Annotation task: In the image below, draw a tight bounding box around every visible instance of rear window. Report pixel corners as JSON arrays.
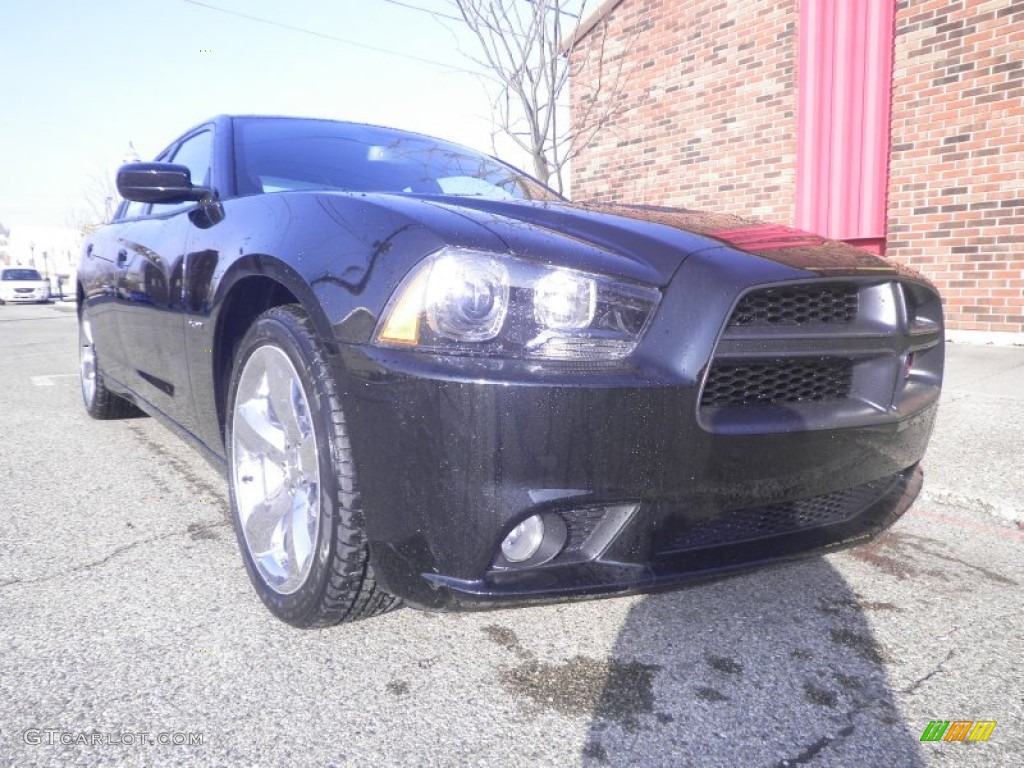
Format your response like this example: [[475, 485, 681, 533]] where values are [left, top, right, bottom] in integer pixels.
[[2, 269, 43, 281]]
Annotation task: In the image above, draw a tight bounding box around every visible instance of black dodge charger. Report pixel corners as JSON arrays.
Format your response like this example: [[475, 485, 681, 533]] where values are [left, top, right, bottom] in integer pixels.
[[77, 115, 944, 627]]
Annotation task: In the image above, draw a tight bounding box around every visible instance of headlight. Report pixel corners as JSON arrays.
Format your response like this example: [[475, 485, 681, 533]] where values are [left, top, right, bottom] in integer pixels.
[[533, 269, 595, 330], [375, 248, 660, 361], [425, 254, 509, 341]]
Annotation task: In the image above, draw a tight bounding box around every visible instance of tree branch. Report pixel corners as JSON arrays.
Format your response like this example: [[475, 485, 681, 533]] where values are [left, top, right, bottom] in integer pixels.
[[453, 0, 633, 192]]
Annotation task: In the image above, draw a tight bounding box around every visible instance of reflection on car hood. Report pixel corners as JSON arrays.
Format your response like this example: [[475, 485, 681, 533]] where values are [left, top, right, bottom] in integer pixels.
[[415, 196, 902, 282]]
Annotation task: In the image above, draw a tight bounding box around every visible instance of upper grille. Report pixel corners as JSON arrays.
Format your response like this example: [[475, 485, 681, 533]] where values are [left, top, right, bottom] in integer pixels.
[[701, 358, 853, 407], [730, 285, 859, 327], [658, 474, 900, 554]]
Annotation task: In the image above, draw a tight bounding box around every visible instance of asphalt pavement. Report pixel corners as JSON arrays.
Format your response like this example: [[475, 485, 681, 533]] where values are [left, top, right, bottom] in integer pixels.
[[0, 301, 1021, 767]]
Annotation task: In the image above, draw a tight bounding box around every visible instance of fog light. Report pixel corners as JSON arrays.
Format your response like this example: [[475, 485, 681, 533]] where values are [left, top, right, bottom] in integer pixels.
[[501, 515, 545, 563]]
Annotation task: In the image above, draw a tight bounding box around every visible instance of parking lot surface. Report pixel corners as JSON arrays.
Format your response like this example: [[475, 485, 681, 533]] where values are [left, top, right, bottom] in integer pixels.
[[1, 302, 1021, 767]]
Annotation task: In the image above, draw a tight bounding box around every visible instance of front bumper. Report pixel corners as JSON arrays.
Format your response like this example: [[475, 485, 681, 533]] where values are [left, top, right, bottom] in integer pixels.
[[335, 264, 943, 610], [428, 464, 922, 604], [337, 354, 936, 609], [2, 289, 49, 303]]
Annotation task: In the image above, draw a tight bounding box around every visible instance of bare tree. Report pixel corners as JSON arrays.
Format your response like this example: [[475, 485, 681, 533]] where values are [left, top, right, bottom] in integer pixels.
[[67, 170, 119, 237], [67, 144, 140, 236], [453, 0, 632, 195]]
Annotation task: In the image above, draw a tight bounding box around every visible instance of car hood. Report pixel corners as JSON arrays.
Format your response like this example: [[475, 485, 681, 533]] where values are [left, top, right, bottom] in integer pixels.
[[412, 196, 902, 285]]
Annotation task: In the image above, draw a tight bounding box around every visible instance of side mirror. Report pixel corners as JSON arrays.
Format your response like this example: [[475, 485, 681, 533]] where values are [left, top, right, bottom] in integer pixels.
[[116, 162, 211, 204]]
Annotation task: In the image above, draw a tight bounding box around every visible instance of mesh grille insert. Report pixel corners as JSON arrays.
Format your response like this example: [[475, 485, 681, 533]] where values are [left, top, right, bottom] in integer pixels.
[[730, 285, 859, 327], [701, 358, 853, 407], [561, 506, 608, 553], [658, 475, 899, 554]]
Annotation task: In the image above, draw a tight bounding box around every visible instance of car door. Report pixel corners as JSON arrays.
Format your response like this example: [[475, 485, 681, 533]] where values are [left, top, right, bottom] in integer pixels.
[[80, 208, 139, 384], [112, 128, 213, 435]]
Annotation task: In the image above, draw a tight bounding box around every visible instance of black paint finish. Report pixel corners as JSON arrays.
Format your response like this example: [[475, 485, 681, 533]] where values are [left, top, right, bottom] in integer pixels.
[[79, 115, 944, 610]]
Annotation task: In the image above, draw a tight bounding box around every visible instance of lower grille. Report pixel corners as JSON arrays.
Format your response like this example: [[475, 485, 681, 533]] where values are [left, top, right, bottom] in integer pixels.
[[658, 474, 900, 554], [701, 358, 852, 407]]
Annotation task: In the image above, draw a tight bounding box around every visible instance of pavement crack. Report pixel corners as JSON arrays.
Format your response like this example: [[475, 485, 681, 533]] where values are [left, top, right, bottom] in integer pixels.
[[901, 648, 956, 695], [921, 548, 1017, 585], [776, 684, 888, 767], [776, 724, 855, 767], [889, 531, 1018, 585], [0, 522, 231, 590]]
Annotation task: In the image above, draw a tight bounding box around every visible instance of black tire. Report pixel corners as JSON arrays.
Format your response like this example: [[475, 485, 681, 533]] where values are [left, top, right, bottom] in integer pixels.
[[78, 305, 140, 420], [225, 304, 400, 627]]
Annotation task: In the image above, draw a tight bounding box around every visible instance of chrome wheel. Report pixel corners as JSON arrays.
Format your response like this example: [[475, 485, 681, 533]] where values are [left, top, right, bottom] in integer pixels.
[[231, 345, 321, 595], [80, 312, 97, 405], [227, 305, 399, 626]]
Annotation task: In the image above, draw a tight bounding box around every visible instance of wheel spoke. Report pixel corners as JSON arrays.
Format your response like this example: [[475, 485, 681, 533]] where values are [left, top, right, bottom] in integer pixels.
[[267, 371, 304, 447], [288, 487, 316, 576], [246, 493, 293, 584], [238, 450, 288, 505], [296, 429, 318, 477], [79, 314, 97, 404], [235, 396, 288, 460]]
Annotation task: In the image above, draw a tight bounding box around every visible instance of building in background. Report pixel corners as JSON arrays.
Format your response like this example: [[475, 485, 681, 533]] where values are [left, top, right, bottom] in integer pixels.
[[0, 225, 80, 290], [569, 0, 1023, 339], [0, 223, 11, 267]]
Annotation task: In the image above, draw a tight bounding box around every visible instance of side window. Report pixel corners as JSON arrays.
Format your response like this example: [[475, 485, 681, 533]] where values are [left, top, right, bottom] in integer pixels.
[[120, 199, 148, 220], [149, 130, 214, 216]]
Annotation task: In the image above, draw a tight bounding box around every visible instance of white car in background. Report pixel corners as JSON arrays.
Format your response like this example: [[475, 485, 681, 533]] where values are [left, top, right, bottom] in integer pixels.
[[0, 267, 50, 304]]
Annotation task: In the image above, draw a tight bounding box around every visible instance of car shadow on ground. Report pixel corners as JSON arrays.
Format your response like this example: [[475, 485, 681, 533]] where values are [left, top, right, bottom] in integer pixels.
[[567, 557, 925, 767]]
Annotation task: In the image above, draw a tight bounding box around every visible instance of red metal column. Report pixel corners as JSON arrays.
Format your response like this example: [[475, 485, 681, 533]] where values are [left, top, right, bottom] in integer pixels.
[[796, 0, 896, 254]]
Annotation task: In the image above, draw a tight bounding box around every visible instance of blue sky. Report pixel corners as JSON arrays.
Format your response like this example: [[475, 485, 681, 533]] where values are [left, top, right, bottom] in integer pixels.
[[0, 0, 532, 234]]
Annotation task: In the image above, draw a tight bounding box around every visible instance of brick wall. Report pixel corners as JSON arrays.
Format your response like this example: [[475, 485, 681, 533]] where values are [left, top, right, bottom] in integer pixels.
[[887, 0, 1024, 333], [571, 0, 1024, 335], [569, 0, 799, 223]]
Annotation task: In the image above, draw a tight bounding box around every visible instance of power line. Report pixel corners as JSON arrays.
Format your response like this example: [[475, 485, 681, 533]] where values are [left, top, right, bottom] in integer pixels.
[[378, 0, 464, 23], [180, 0, 481, 75]]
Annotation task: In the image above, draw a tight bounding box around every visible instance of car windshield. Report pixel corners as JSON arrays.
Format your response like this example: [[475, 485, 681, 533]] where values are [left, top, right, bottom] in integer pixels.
[[234, 117, 559, 202], [2, 269, 42, 281]]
